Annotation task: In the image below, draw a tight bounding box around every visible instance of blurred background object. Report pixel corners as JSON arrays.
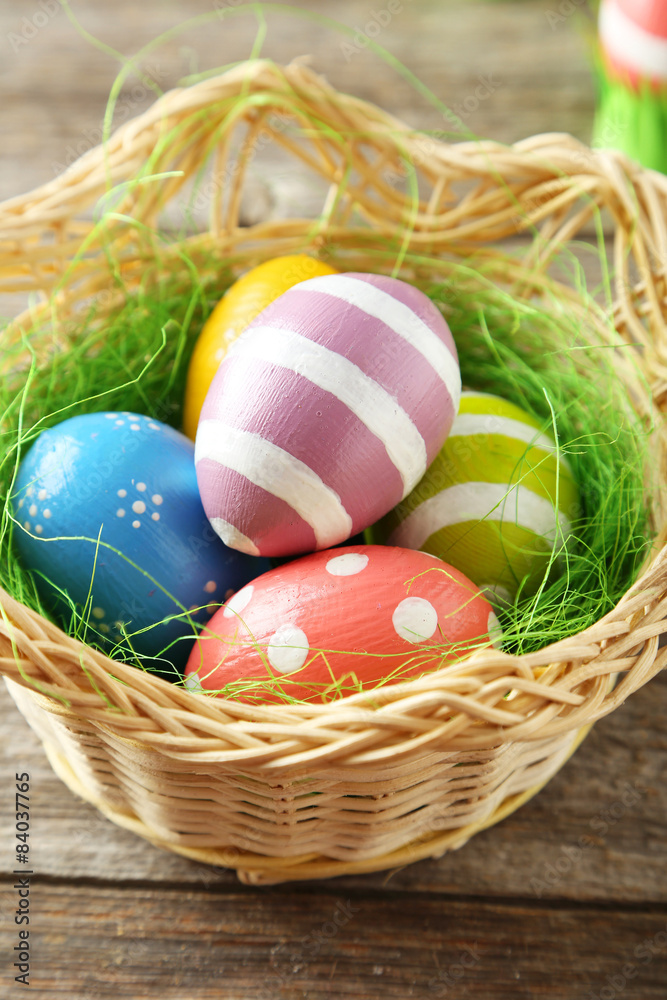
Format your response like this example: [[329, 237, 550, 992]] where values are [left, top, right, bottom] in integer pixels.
[[594, 0, 667, 171]]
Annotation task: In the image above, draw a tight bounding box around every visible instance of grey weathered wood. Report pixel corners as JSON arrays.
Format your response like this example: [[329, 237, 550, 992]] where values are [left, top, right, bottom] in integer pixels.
[[2, 2, 665, 997], [1, 882, 667, 999], [0, 0, 595, 203]]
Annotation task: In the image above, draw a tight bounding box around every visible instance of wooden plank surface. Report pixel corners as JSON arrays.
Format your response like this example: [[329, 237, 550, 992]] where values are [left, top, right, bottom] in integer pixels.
[[2, 1, 667, 998], [2, 883, 667, 999]]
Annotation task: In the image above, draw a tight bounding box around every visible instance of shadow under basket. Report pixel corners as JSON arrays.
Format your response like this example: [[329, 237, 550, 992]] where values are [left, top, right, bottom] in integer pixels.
[[2, 60, 667, 885]]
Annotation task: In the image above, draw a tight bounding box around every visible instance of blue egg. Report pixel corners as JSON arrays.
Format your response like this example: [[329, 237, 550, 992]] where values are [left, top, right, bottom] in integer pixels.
[[12, 411, 270, 678]]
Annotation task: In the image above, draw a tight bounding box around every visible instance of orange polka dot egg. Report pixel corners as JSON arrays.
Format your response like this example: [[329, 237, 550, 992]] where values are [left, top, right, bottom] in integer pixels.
[[184, 545, 501, 703]]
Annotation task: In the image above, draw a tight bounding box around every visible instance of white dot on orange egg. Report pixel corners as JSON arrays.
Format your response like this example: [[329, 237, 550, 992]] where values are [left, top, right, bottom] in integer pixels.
[[267, 624, 309, 674], [116, 508, 125, 518], [151, 512, 160, 521], [151, 494, 163, 505], [132, 500, 146, 514], [325, 552, 369, 576], [185, 673, 204, 693], [117, 489, 127, 498], [43, 509, 51, 519], [204, 580, 217, 594], [38, 489, 47, 501], [132, 520, 140, 529], [222, 585, 254, 619], [136, 482, 146, 492], [392, 597, 438, 644]]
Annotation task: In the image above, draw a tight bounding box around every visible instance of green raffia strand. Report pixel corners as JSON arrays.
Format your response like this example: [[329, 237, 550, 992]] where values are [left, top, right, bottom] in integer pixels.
[[0, 3, 657, 701]]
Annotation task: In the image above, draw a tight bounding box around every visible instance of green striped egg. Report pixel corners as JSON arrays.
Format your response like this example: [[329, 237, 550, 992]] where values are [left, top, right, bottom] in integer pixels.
[[368, 391, 580, 603]]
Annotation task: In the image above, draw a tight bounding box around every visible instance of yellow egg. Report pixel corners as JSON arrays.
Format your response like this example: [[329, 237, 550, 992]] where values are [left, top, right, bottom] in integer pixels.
[[183, 254, 338, 439]]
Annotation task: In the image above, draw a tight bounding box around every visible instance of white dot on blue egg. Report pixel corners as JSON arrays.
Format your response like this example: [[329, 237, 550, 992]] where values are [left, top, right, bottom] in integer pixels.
[[29, 504, 37, 517], [116, 508, 125, 518], [132, 501, 146, 514], [117, 489, 127, 498], [38, 489, 47, 501], [43, 509, 51, 519], [132, 520, 140, 529], [151, 512, 160, 521], [136, 483, 147, 492]]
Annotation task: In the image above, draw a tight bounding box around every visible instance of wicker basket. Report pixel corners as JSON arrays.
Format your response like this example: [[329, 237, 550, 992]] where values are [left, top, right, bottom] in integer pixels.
[[2, 60, 667, 886]]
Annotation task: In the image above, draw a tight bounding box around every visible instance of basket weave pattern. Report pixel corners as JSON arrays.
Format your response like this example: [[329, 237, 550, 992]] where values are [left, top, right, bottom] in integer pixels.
[[2, 60, 667, 884]]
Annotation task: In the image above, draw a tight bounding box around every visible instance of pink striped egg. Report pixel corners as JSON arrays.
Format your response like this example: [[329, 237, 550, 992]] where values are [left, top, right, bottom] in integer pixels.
[[195, 272, 461, 557]]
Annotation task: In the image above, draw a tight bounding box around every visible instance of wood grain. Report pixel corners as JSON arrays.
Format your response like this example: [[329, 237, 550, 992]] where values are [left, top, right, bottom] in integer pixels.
[[2, 2, 666, 997], [0, 0, 595, 203], [1, 883, 667, 998]]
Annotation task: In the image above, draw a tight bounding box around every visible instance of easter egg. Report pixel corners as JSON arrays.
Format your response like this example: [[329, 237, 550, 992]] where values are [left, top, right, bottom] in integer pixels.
[[183, 254, 338, 439], [184, 545, 500, 703], [12, 412, 270, 677], [195, 272, 461, 558], [599, 0, 667, 85], [368, 391, 580, 603]]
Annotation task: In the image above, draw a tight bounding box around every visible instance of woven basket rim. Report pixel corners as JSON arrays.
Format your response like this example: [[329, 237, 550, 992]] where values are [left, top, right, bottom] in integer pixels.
[[2, 58, 667, 768]]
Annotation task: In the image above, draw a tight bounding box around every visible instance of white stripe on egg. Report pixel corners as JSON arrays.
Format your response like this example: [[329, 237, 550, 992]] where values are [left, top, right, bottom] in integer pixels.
[[600, 0, 667, 81], [303, 275, 461, 409], [209, 518, 261, 557], [234, 324, 428, 494], [197, 420, 353, 549], [449, 412, 571, 470], [389, 481, 572, 549]]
